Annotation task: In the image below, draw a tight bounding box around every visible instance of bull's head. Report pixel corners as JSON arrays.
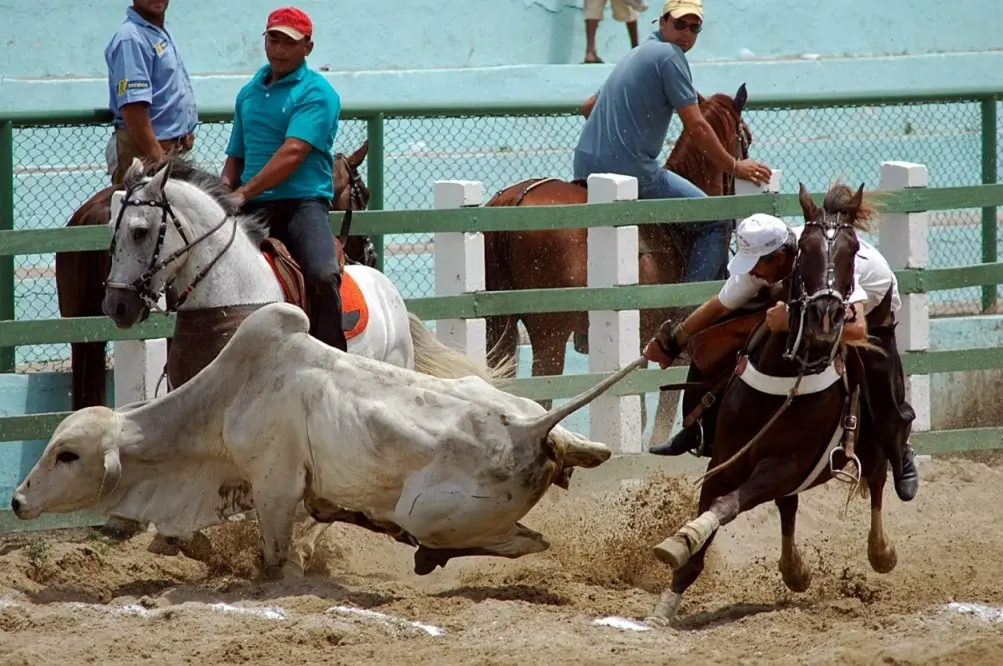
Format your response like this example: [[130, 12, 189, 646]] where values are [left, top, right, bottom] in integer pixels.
[[10, 406, 123, 520]]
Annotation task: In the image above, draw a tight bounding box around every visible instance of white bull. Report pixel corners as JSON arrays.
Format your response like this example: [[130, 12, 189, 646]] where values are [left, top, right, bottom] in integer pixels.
[[11, 302, 643, 576]]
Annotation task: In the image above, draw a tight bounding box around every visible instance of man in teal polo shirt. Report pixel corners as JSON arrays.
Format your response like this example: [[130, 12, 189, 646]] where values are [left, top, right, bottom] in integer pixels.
[[221, 6, 348, 352]]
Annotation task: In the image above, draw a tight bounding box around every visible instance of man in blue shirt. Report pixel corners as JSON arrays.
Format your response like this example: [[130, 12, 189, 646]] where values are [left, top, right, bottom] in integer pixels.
[[104, 0, 198, 184], [221, 7, 348, 353], [573, 0, 774, 284]]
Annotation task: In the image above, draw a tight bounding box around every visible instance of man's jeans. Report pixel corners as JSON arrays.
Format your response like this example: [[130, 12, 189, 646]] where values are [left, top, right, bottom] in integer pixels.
[[241, 197, 349, 352], [639, 169, 730, 283], [573, 152, 730, 283]]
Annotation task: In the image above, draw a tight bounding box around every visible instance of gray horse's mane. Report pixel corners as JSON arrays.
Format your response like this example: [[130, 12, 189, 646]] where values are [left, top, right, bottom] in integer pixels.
[[123, 154, 271, 246]]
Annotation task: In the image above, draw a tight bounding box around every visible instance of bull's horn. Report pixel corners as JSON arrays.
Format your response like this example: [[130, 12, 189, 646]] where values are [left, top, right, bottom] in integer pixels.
[[99, 448, 122, 500], [518, 356, 646, 441]]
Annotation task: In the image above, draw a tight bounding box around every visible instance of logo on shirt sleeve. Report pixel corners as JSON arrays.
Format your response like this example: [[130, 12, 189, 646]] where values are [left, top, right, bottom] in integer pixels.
[[117, 79, 151, 97], [155, 40, 167, 56]]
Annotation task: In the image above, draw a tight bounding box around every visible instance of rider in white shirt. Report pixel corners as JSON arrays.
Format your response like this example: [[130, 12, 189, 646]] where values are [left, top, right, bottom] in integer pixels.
[[643, 213, 919, 502]]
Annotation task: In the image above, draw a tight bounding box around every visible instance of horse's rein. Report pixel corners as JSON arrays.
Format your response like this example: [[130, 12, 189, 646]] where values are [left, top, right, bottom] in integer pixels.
[[106, 178, 238, 313]]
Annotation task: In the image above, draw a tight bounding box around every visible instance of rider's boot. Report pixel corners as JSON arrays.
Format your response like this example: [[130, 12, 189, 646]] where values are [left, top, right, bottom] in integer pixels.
[[893, 441, 919, 502], [649, 424, 705, 457]]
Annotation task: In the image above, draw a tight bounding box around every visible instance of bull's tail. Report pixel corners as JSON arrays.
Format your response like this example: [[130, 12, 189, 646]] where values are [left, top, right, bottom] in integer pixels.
[[407, 312, 517, 388]]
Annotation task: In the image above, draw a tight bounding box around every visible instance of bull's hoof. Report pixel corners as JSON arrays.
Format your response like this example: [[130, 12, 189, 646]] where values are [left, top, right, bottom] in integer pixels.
[[573, 332, 589, 355], [652, 536, 691, 571], [177, 532, 214, 562], [98, 517, 145, 542], [413, 547, 444, 576], [147, 535, 181, 556]]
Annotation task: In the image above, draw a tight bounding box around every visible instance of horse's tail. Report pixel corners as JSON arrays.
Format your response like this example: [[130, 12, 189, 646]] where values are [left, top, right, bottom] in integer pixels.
[[480, 180, 544, 374], [407, 311, 517, 389]]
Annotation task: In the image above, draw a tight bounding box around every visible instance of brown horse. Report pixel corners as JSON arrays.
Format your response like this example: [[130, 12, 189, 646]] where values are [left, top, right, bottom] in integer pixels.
[[482, 84, 752, 445], [54, 140, 374, 412], [645, 181, 897, 628]]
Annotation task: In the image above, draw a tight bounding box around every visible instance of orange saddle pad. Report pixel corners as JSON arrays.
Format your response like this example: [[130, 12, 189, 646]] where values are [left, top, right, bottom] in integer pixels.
[[261, 237, 370, 341]]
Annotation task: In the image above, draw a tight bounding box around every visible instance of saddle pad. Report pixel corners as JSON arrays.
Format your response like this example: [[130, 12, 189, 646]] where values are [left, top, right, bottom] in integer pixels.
[[339, 270, 368, 341], [260, 237, 369, 341]]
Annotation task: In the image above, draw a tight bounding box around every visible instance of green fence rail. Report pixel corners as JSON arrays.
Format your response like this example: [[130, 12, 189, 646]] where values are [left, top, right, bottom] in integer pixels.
[[1, 183, 1002, 442], [1, 180, 1003, 534], [1, 86, 1001, 372]]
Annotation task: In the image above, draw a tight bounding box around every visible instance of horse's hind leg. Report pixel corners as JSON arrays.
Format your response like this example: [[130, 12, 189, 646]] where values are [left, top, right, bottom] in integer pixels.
[[523, 313, 572, 410], [776, 495, 812, 592], [866, 464, 897, 573]]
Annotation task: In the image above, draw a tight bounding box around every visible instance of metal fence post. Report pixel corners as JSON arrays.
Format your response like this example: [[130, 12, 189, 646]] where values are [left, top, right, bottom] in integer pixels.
[[981, 97, 998, 313], [0, 121, 14, 372], [366, 113, 386, 273]]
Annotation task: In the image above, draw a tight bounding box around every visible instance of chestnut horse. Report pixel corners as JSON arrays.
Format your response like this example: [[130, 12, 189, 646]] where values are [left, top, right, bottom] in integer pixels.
[[482, 84, 753, 445], [54, 140, 376, 411], [646, 182, 897, 628]]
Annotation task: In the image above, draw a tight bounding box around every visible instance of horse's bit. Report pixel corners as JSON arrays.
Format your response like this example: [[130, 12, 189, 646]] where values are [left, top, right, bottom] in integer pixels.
[[105, 176, 238, 313]]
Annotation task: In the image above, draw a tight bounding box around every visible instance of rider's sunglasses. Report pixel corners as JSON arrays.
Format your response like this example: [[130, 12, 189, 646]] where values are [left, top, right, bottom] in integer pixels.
[[666, 15, 703, 34]]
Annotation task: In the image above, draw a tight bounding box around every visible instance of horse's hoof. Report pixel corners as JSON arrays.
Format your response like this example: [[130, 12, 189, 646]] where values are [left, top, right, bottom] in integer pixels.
[[644, 615, 673, 628], [652, 536, 690, 570], [780, 566, 813, 593], [868, 544, 898, 574]]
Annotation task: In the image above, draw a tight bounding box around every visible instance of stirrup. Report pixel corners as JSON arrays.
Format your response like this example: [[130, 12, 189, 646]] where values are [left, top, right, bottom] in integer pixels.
[[828, 446, 861, 485], [689, 419, 707, 457]]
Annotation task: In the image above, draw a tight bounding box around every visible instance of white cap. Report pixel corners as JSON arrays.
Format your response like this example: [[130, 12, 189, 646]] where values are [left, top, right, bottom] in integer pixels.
[[727, 213, 791, 276]]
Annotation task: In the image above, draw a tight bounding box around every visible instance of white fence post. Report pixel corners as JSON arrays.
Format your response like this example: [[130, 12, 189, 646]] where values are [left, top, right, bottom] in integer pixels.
[[587, 173, 642, 453], [878, 161, 931, 432], [433, 180, 487, 363], [112, 293, 167, 406], [734, 170, 783, 196]]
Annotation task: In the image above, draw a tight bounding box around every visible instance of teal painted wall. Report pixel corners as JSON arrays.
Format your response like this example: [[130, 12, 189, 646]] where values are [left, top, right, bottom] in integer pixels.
[[2, 0, 1000, 111]]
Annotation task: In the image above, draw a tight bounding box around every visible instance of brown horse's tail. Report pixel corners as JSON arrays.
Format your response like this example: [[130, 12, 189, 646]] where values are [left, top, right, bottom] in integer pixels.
[[481, 182, 538, 375]]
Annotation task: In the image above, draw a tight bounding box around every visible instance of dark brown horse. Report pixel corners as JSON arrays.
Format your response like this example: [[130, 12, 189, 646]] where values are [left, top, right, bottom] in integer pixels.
[[645, 181, 897, 627], [482, 84, 753, 445], [54, 140, 374, 412]]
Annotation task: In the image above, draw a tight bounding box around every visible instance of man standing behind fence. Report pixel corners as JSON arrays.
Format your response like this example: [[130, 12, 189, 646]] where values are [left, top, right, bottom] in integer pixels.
[[573, 0, 773, 283], [104, 0, 198, 184]]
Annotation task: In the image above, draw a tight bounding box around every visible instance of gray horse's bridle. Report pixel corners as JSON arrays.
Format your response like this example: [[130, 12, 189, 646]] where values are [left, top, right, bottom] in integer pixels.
[[782, 211, 856, 373], [105, 176, 237, 313]]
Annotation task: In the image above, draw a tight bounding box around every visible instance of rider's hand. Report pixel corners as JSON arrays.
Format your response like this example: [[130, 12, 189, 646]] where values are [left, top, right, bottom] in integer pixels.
[[227, 189, 247, 209], [734, 159, 772, 186], [643, 320, 683, 369], [765, 301, 790, 332]]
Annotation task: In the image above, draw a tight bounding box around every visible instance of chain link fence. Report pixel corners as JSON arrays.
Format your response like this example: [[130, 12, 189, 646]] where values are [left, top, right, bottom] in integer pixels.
[[7, 96, 1001, 371]]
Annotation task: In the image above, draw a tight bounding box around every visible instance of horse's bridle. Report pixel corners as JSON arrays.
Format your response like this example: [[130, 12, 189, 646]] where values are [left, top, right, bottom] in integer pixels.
[[335, 153, 376, 268], [782, 211, 856, 373], [105, 176, 238, 313]]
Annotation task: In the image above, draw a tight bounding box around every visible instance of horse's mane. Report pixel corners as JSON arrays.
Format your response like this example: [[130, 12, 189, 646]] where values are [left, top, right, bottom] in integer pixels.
[[122, 154, 271, 246], [665, 93, 748, 193], [821, 180, 878, 234]]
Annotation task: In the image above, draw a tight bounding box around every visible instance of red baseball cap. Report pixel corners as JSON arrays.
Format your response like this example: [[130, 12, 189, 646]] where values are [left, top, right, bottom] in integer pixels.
[[265, 7, 313, 41]]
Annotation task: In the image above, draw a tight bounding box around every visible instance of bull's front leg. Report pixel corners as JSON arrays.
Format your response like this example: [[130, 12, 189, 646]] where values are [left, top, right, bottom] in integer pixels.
[[253, 489, 302, 578]]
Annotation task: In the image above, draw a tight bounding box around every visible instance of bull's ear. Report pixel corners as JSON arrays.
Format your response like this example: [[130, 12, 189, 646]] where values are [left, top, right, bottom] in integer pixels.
[[99, 449, 122, 499]]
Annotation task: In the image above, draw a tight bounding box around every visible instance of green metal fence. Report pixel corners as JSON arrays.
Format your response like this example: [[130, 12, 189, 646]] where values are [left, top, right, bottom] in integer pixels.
[[1, 87, 1001, 373], [2, 183, 1003, 534]]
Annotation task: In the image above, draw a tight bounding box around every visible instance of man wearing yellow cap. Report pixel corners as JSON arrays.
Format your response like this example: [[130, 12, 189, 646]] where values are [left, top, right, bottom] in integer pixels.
[[574, 0, 774, 285]]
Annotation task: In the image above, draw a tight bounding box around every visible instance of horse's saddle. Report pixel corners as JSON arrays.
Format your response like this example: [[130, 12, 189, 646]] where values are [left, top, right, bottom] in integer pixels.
[[259, 236, 368, 339]]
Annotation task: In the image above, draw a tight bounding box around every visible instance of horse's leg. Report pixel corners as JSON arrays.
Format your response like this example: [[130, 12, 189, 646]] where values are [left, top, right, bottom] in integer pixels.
[[866, 463, 897, 574], [648, 478, 720, 626], [776, 494, 812, 592], [653, 456, 798, 571], [523, 313, 572, 411]]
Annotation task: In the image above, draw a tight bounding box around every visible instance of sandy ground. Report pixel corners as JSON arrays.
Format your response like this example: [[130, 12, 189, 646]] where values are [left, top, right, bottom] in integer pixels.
[[1, 452, 1002, 666]]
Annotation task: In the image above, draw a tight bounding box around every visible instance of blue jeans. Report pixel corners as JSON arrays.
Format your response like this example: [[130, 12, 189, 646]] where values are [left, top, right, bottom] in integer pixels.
[[638, 169, 731, 283], [241, 197, 348, 352], [573, 151, 730, 283]]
